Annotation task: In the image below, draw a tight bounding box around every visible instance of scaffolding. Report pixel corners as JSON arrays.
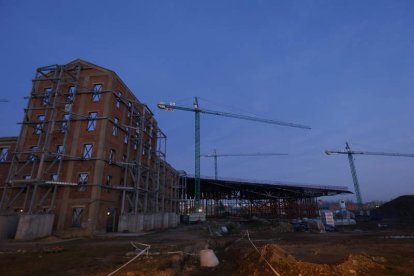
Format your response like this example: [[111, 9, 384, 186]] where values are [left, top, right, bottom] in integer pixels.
[[0, 60, 183, 230], [118, 102, 181, 216], [0, 63, 82, 214]]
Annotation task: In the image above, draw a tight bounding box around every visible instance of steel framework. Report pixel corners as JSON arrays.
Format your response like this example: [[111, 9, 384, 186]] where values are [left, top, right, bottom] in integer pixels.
[[0, 61, 183, 232], [181, 175, 350, 218], [0, 63, 82, 213]]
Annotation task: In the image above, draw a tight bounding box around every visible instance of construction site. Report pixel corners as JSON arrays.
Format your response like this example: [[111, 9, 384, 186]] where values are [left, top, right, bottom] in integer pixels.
[[0, 60, 413, 275]]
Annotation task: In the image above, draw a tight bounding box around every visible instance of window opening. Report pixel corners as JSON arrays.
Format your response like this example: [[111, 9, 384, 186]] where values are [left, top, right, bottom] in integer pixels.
[[87, 112, 97, 131], [0, 148, 8, 162], [35, 115, 45, 135], [78, 173, 88, 192], [112, 118, 118, 136], [83, 144, 93, 159], [92, 84, 102, 102], [124, 127, 129, 144], [56, 145, 64, 160], [51, 174, 59, 181], [67, 86, 75, 102], [109, 149, 115, 164], [116, 92, 122, 108], [43, 88, 52, 105], [127, 102, 132, 118], [71, 207, 83, 227], [106, 175, 112, 186], [61, 114, 70, 133], [29, 146, 38, 161]]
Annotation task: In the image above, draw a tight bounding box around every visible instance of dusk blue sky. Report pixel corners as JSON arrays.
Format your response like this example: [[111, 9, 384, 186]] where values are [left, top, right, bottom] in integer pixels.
[[1, 1, 413, 202]]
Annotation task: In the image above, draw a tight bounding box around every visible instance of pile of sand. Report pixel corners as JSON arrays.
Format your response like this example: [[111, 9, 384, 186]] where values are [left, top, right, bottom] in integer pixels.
[[236, 244, 385, 276]]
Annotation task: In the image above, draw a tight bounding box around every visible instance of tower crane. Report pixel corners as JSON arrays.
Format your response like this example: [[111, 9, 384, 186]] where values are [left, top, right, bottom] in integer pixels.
[[325, 142, 414, 211], [158, 97, 311, 211], [201, 149, 288, 180]]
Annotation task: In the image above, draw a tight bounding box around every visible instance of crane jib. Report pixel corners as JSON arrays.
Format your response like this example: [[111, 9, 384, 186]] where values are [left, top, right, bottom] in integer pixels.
[[158, 102, 311, 130], [158, 98, 311, 211]]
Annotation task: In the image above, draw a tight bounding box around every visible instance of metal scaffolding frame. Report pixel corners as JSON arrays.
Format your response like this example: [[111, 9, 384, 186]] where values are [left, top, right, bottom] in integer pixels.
[[117, 100, 181, 216], [0, 61, 183, 224], [0, 63, 82, 214]]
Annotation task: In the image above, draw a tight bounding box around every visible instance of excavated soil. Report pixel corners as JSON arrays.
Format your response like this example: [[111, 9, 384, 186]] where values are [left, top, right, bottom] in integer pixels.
[[372, 195, 414, 220], [0, 221, 413, 275], [236, 244, 386, 276]]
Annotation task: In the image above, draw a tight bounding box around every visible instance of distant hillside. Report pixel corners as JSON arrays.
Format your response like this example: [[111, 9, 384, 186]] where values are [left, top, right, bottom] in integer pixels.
[[371, 195, 414, 219]]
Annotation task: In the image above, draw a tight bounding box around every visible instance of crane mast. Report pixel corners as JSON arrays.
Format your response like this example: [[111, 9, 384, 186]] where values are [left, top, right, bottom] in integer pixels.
[[158, 97, 311, 211], [201, 150, 288, 180], [325, 142, 414, 212], [194, 98, 201, 207], [344, 143, 363, 209]]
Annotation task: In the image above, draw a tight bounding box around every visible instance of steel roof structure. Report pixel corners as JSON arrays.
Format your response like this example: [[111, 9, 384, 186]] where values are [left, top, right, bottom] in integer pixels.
[[185, 174, 352, 200]]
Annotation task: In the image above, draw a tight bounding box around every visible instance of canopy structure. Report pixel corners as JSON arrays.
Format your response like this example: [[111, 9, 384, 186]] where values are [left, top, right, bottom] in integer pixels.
[[181, 175, 351, 218]]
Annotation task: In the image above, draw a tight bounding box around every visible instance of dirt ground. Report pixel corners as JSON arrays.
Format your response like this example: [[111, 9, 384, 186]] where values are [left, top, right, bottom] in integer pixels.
[[1, 220, 414, 276]]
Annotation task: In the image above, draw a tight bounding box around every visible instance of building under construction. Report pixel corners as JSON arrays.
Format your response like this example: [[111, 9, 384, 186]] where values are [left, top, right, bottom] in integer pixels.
[[0, 59, 183, 239], [181, 175, 350, 219], [0, 59, 351, 240]]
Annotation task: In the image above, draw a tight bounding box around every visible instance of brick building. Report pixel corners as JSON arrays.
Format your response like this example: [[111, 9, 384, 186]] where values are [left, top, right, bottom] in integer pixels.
[[0, 59, 184, 239]]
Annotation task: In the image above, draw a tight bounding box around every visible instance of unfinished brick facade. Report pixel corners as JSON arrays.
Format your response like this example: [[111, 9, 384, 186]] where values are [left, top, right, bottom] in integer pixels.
[[0, 60, 183, 238]]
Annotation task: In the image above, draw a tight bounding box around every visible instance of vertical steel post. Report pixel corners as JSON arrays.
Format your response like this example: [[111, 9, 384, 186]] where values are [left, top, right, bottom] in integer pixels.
[[214, 149, 218, 180], [194, 97, 200, 210]]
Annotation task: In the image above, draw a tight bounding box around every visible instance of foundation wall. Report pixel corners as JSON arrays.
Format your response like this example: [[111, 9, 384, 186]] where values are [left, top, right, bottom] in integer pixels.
[[168, 212, 178, 228], [118, 212, 180, 233], [143, 214, 154, 231], [153, 213, 163, 229], [0, 215, 19, 239], [15, 214, 55, 240], [162, 213, 169, 229], [118, 214, 144, 232]]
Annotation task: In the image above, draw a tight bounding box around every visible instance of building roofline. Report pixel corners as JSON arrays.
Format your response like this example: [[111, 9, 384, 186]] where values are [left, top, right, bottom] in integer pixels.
[[66, 59, 144, 108], [0, 136, 18, 142], [185, 174, 352, 197]]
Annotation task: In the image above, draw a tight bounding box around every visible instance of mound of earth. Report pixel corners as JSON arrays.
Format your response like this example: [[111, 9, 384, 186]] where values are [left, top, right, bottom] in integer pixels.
[[372, 195, 414, 219], [236, 244, 385, 276]]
